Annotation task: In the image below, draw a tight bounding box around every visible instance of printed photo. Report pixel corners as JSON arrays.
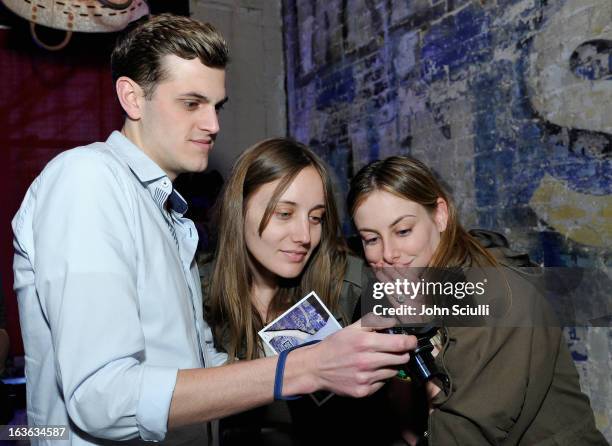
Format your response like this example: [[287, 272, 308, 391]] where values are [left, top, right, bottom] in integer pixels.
[[259, 291, 342, 405]]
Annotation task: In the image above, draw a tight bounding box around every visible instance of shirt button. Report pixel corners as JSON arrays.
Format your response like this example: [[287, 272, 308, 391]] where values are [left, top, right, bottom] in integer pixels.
[[161, 179, 170, 188]]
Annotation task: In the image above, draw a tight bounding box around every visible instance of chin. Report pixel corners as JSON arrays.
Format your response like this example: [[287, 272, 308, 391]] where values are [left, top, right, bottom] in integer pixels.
[[192, 162, 209, 173], [186, 157, 209, 173], [275, 266, 305, 279]]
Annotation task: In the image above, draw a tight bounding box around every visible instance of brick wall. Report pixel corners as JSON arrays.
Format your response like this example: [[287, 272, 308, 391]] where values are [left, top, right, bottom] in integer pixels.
[[283, 0, 611, 437]]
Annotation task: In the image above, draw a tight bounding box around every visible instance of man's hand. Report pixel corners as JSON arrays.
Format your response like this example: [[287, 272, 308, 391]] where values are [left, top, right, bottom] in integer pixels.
[[291, 316, 417, 398], [168, 317, 415, 428]]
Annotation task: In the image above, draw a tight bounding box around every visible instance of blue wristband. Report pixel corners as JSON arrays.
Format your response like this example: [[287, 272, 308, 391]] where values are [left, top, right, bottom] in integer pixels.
[[274, 340, 321, 401]]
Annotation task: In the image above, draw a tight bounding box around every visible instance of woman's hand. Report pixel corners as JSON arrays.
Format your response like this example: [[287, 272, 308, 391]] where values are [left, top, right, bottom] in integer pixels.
[[373, 265, 432, 327]]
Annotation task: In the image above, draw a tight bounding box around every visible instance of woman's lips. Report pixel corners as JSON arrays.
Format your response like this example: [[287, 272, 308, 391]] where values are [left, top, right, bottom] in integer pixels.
[[281, 250, 307, 262]]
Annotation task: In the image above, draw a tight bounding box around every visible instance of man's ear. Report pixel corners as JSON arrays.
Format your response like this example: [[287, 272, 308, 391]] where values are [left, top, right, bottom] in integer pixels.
[[116, 76, 144, 120], [434, 197, 449, 232]]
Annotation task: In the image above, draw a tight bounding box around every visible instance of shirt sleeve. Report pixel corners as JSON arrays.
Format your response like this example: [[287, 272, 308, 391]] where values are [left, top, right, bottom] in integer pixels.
[[28, 151, 177, 441]]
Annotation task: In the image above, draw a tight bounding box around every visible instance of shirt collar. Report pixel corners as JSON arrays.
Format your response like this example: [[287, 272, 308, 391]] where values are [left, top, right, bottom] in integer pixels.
[[106, 130, 167, 184], [168, 188, 189, 215], [106, 131, 188, 215]]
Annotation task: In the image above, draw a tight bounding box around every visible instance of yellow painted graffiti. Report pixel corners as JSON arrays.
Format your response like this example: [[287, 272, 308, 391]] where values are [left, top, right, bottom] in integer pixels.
[[530, 174, 612, 248]]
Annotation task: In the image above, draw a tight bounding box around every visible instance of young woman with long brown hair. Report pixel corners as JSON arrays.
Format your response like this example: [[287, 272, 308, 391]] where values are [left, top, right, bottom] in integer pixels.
[[206, 138, 349, 361], [203, 138, 401, 446], [347, 156, 606, 445]]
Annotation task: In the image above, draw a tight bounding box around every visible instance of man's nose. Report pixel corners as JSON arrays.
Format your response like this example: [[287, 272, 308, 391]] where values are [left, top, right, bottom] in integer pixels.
[[198, 106, 220, 135]]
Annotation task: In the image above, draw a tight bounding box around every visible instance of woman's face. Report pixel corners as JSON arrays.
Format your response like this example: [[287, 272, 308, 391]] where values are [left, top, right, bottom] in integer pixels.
[[244, 166, 325, 281], [353, 190, 448, 268]]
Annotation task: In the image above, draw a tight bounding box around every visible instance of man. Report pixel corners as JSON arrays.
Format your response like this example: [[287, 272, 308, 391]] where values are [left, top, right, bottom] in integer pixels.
[[12, 14, 415, 445]]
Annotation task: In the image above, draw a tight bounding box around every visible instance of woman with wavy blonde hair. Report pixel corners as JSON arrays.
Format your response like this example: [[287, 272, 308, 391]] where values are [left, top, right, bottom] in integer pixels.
[[348, 155, 606, 446]]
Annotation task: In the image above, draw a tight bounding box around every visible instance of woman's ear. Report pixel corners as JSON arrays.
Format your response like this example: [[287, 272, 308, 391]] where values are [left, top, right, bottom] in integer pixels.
[[116, 76, 144, 120], [434, 198, 449, 232]]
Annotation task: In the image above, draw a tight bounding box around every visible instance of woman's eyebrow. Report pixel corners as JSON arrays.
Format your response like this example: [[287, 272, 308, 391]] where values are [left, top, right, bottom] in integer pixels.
[[276, 201, 325, 211], [389, 214, 416, 227], [358, 228, 378, 234]]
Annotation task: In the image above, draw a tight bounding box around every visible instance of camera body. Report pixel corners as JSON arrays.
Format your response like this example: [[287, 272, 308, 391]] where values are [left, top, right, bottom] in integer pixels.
[[388, 326, 449, 392]]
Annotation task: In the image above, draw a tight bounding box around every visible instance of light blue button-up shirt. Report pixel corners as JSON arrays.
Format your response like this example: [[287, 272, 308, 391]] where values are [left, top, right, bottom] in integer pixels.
[[12, 131, 227, 445]]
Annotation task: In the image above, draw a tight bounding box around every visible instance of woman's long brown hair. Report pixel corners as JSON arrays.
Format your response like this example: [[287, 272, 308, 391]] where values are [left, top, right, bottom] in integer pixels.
[[347, 156, 497, 268], [208, 138, 347, 361]]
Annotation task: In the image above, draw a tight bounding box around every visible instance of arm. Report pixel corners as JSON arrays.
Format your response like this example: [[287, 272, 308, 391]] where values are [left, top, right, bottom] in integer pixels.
[[168, 317, 415, 427], [27, 152, 177, 440]]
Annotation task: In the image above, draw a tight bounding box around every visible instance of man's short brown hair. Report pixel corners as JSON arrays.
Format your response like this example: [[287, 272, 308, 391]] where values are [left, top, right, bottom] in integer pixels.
[[111, 13, 229, 99]]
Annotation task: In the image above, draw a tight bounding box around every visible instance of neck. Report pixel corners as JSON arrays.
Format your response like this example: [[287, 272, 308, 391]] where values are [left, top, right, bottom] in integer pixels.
[[121, 120, 176, 181], [121, 119, 143, 150], [249, 258, 279, 322], [251, 283, 277, 323]]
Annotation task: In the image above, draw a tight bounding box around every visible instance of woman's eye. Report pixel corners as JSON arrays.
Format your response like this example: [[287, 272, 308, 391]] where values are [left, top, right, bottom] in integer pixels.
[[275, 211, 291, 219], [397, 228, 412, 236], [363, 237, 379, 246], [309, 215, 323, 224]]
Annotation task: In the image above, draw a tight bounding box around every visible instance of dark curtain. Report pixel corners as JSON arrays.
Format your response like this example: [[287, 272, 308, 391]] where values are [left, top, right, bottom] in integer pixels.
[[0, 24, 124, 356]]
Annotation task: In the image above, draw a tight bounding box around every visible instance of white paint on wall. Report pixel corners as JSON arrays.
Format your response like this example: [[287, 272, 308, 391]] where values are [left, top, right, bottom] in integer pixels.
[[528, 0, 612, 134]]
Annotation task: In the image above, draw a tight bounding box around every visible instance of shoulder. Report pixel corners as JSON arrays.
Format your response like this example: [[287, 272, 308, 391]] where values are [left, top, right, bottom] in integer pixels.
[[48, 145, 135, 217], [335, 255, 367, 325], [343, 254, 366, 288], [13, 140, 130, 234], [22, 141, 132, 210], [41, 141, 127, 184], [469, 229, 537, 268]]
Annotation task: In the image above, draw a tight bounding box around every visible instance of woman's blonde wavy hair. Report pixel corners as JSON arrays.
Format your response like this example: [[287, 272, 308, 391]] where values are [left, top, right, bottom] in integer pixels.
[[347, 156, 497, 268]]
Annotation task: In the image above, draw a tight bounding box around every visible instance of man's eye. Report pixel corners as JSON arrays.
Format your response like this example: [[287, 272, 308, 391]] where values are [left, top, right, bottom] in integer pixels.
[[184, 101, 199, 110], [215, 103, 225, 112]]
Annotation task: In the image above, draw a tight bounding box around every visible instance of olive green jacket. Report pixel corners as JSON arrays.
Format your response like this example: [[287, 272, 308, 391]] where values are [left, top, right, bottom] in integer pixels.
[[425, 232, 607, 445]]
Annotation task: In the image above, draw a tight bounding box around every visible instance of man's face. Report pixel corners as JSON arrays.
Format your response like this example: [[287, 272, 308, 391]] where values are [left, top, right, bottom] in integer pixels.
[[138, 55, 227, 180]]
